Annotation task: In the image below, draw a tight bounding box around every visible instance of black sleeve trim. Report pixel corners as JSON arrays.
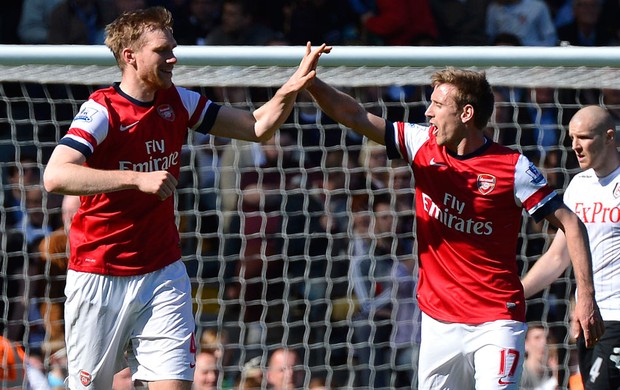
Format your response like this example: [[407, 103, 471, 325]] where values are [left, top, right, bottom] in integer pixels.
[[531, 193, 563, 223], [195, 102, 222, 135], [59, 138, 92, 158], [384, 119, 400, 159]]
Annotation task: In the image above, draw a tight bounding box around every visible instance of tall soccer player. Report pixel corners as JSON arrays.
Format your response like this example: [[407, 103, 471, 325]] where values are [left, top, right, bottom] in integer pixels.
[[42, 7, 329, 390], [523, 105, 620, 389], [305, 65, 605, 388]]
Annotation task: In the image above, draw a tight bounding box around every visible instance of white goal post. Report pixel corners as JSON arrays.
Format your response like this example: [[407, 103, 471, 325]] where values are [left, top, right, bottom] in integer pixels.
[[1, 44, 620, 88], [1, 44, 619, 389]]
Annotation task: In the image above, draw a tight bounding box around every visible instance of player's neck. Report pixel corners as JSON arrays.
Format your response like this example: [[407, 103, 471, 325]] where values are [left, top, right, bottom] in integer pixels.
[[454, 132, 486, 156], [595, 152, 620, 178], [118, 79, 156, 103]]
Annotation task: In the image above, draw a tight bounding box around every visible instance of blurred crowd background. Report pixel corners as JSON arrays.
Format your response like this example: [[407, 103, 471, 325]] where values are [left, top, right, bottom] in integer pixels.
[[1, 0, 619, 389]]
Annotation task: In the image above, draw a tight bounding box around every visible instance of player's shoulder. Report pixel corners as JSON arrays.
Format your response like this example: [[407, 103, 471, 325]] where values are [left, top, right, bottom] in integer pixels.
[[483, 140, 522, 163], [89, 85, 117, 100], [487, 140, 520, 155], [392, 121, 428, 131], [168, 84, 197, 97]]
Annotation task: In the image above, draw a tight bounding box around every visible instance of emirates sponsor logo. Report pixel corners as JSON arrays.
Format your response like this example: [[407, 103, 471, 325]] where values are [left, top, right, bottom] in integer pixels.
[[79, 370, 92, 386], [477, 174, 496, 195], [421, 192, 493, 235]]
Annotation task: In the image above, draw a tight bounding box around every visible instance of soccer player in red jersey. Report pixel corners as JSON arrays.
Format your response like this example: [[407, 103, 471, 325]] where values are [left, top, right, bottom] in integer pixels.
[[42, 7, 329, 389], [306, 65, 604, 388]]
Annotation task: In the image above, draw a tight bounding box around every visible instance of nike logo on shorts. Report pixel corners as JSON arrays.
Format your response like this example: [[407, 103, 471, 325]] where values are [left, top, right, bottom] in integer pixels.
[[498, 377, 516, 385]]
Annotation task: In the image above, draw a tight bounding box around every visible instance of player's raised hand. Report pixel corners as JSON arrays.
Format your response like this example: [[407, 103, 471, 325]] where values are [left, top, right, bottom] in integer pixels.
[[136, 170, 178, 200], [286, 42, 332, 91]]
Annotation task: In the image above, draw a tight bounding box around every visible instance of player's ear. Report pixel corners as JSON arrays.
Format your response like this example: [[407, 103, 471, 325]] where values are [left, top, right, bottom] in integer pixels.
[[461, 104, 474, 124], [605, 127, 615, 145], [121, 48, 136, 67]]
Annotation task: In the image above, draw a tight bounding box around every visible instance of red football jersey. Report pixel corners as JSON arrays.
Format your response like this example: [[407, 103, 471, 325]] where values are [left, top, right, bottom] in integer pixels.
[[386, 121, 559, 324], [60, 84, 220, 276]]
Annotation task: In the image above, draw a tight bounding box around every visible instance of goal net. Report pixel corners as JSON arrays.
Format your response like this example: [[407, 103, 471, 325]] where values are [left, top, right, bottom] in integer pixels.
[[1, 44, 619, 389]]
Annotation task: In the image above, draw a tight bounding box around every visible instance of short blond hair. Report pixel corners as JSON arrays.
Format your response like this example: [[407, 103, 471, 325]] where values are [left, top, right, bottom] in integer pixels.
[[431, 67, 495, 129], [104, 6, 173, 69]]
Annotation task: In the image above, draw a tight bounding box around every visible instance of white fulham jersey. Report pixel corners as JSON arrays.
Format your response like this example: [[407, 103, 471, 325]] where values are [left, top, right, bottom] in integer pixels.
[[563, 165, 620, 321]]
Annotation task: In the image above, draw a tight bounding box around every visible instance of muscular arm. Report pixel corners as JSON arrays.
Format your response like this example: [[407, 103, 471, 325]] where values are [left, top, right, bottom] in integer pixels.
[[209, 43, 330, 142], [306, 78, 387, 145], [544, 204, 604, 347], [43, 144, 177, 200], [521, 229, 571, 298]]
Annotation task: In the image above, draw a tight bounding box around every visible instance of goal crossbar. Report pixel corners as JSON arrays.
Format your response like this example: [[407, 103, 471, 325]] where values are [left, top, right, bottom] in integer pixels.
[[1, 45, 619, 88]]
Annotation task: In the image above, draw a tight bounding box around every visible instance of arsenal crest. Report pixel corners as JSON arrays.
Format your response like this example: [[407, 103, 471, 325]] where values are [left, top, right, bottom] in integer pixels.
[[79, 370, 92, 386], [157, 104, 176, 121], [477, 174, 496, 195]]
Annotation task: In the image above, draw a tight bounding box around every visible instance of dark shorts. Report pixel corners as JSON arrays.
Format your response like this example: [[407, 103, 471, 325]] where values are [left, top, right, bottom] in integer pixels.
[[578, 320, 620, 390]]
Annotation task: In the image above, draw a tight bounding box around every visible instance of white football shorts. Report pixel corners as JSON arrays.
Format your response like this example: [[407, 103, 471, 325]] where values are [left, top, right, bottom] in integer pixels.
[[64, 260, 196, 389], [418, 312, 527, 390]]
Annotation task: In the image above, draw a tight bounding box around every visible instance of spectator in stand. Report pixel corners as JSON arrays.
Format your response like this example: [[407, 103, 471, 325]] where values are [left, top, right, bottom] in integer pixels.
[[265, 348, 302, 390], [193, 348, 220, 390], [358, 138, 390, 190], [22, 185, 55, 247], [22, 188, 65, 353], [429, 0, 490, 45], [198, 327, 235, 387], [36, 194, 80, 354], [309, 150, 359, 374], [222, 133, 299, 360], [557, 0, 612, 46], [391, 253, 421, 389], [234, 374, 261, 390], [520, 324, 559, 390], [174, 0, 222, 45], [389, 158, 415, 256], [524, 87, 562, 187], [355, 0, 438, 45], [48, 0, 117, 44], [0, 230, 28, 342], [3, 155, 43, 235], [46, 346, 69, 390], [486, 0, 558, 46], [204, 0, 278, 45], [284, 89, 362, 167], [283, 174, 331, 371], [17, 0, 63, 44], [308, 376, 327, 389], [350, 192, 413, 388], [0, 335, 50, 390]]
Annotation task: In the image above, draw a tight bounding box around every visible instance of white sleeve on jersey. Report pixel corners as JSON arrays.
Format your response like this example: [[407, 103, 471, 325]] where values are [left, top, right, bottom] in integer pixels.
[[389, 122, 431, 162], [64, 99, 110, 153], [513, 154, 555, 215], [175, 86, 206, 130]]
